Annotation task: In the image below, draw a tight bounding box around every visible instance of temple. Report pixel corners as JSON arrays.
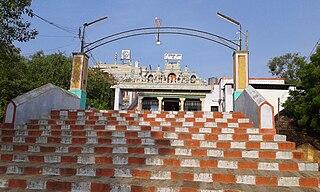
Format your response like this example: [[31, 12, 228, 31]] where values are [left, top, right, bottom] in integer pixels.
[[95, 51, 295, 114]]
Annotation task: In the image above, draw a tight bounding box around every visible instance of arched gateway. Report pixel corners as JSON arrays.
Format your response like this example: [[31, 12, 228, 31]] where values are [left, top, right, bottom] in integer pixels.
[[68, 26, 249, 111]]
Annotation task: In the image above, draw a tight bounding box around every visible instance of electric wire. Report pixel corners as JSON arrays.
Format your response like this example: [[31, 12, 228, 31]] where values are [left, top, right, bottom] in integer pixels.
[[306, 38, 320, 62], [32, 13, 78, 35]]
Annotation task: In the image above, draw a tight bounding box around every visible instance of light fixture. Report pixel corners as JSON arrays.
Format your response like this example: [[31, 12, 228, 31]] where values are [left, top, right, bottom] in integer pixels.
[[217, 12, 242, 50]]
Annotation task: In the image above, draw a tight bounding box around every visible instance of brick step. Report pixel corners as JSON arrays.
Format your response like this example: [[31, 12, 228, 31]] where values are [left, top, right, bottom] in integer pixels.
[[47, 114, 249, 123], [0, 129, 287, 142], [11, 126, 260, 135], [2, 175, 313, 192], [51, 109, 247, 118], [0, 165, 319, 189], [25, 119, 254, 129], [0, 135, 297, 150], [0, 143, 305, 160], [0, 152, 317, 171]]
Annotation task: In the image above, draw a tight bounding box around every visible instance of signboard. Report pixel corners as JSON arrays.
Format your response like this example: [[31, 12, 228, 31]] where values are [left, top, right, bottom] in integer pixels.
[[164, 53, 182, 60], [121, 50, 131, 60]]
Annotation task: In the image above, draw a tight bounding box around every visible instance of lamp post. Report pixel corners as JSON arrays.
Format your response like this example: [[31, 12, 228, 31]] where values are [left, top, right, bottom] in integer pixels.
[[80, 16, 108, 52], [217, 12, 242, 50]]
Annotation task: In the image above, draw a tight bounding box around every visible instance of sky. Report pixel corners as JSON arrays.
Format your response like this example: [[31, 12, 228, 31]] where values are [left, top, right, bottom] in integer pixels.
[[16, 0, 320, 80]]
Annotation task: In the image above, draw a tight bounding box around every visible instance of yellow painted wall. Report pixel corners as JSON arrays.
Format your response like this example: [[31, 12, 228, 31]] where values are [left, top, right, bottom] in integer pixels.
[[237, 55, 247, 89], [70, 56, 82, 90]]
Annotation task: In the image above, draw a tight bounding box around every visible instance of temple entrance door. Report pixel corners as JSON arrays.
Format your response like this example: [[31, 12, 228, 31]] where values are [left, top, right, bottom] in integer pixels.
[[163, 98, 180, 111]]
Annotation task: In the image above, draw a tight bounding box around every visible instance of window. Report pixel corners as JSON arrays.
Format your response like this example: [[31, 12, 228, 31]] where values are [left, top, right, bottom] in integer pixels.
[[211, 106, 219, 112]]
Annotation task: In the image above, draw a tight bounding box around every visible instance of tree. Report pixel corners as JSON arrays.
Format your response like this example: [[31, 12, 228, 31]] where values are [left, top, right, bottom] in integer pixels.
[[267, 53, 306, 84], [0, 0, 37, 121], [283, 46, 320, 134], [25, 51, 72, 90], [86, 68, 114, 110], [0, 0, 37, 57]]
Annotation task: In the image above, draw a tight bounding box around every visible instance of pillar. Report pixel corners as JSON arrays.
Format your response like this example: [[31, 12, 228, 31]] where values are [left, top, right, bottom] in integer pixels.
[[114, 88, 121, 110], [69, 52, 89, 109], [179, 98, 185, 111], [157, 97, 163, 111], [200, 98, 205, 112], [233, 50, 249, 102], [137, 96, 143, 111]]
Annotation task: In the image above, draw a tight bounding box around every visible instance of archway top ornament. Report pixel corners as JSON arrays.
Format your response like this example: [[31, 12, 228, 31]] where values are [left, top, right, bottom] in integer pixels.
[[82, 26, 241, 53]]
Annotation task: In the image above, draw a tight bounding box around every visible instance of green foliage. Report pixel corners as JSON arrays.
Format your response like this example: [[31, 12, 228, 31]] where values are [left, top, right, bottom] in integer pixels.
[[283, 46, 320, 134], [86, 68, 114, 110], [267, 53, 306, 84], [25, 51, 72, 90], [0, 0, 37, 44]]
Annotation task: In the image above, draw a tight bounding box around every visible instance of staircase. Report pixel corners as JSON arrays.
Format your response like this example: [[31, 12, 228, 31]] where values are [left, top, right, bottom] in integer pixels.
[[0, 110, 319, 191]]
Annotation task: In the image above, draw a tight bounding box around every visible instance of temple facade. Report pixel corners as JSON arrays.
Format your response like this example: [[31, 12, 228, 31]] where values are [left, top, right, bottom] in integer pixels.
[[95, 51, 294, 114]]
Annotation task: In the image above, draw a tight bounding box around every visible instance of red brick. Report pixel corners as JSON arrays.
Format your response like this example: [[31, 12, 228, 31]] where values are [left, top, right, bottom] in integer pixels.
[[299, 178, 319, 188], [205, 134, 218, 140], [216, 142, 231, 148], [189, 128, 199, 133], [128, 147, 144, 154], [9, 179, 27, 189], [194, 122, 204, 127], [180, 188, 198, 192], [47, 137, 61, 143], [217, 123, 228, 127], [69, 147, 82, 153], [129, 157, 146, 165], [132, 186, 144, 192], [238, 162, 258, 170], [69, 138, 84, 144], [178, 133, 192, 140], [10, 144, 25, 152], [47, 181, 71, 191], [212, 174, 236, 183], [260, 129, 276, 134], [262, 135, 274, 141], [40, 146, 56, 153], [200, 160, 217, 168], [0, 167, 6, 174], [60, 168, 76, 175], [94, 147, 112, 153], [151, 132, 164, 138], [24, 167, 41, 175], [246, 142, 260, 149], [256, 176, 277, 186], [95, 157, 112, 164], [127, 139, 141, 145], [279, 163, 298, 171], [96, 168, 114, 176], [132, 170, 150, 179], [259, 151, 276, 159], [91, 183, 110, 191], [232, 134, 248, 141], [191, 149, 207, 156], [61, 156, 77, 163], [183, 173, 194, 181], [239, 123, 254, 128], [278, 142, 296, 150], [163, 158, 180, 166], [292, 152, 304, 159], [185, 140, 200, 147], [224, 150, 242, 158], [28, 156, 44, 163], [126, 132, 138, 137], [155, 140, 170, 146]]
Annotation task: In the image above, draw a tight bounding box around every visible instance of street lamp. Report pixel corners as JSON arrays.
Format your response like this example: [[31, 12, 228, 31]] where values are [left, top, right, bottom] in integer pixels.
[[217, 12, 242, 50], [80, 16, 108, 52], [155, 17, 162, 45]]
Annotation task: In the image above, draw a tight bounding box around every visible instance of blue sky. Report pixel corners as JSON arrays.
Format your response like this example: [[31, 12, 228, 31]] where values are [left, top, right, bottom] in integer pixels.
[[16, 0, 320, 80]]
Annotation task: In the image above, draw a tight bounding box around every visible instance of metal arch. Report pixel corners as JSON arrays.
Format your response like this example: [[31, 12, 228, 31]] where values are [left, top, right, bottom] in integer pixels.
[[83, 27, 240, 53]]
